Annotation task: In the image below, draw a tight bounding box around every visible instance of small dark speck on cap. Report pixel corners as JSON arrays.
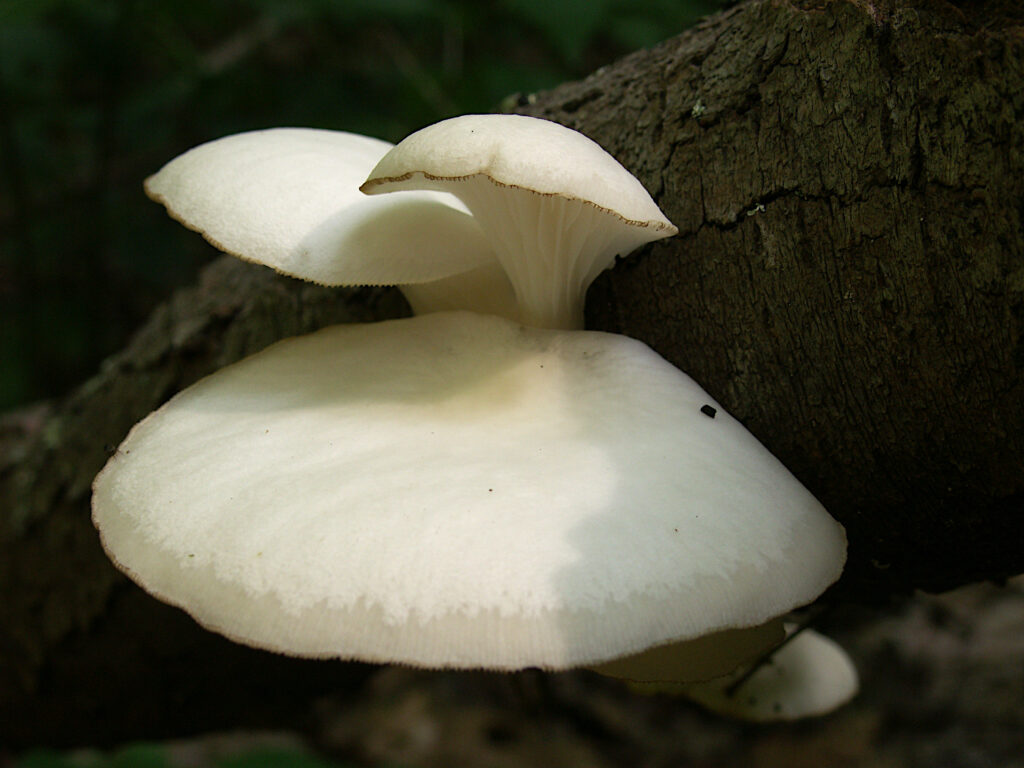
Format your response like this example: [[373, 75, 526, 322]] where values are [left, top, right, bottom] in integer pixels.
[[700, 404, 717, 418]]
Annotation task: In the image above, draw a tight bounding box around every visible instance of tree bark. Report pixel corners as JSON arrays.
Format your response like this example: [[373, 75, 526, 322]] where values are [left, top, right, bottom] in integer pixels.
[[513, 0, 1024, 596], [2, 0, 1022, 747]]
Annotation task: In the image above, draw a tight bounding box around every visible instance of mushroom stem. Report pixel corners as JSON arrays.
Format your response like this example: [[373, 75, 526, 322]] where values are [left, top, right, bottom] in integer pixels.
[[397, 260, 520, 321], [459, 178, 635, 329]]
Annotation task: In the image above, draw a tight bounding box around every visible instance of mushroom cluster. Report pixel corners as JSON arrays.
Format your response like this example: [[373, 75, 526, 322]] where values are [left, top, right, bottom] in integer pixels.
[[93, 115, 850, 701]]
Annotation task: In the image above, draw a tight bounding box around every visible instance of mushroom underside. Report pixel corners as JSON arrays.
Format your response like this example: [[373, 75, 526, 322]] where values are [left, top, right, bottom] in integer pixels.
[[368, 174, 668, 329], [678, 627, 860, 720]]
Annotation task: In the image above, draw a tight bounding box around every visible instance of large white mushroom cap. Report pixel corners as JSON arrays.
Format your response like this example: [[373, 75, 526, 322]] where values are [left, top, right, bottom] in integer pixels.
[[93, 311, 846, 673], [361, 115, 678, 329]]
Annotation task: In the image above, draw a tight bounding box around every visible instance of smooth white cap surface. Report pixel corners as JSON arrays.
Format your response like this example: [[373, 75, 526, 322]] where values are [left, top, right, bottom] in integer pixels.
[[361, 114, 676, 228], [145, 128, 496, 287], [93, 312, 846, 670]]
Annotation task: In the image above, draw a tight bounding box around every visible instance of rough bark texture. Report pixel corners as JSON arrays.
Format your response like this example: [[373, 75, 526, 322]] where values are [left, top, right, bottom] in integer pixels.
[[513, 0, 1024, 596], [2, 0, 1022, 749]]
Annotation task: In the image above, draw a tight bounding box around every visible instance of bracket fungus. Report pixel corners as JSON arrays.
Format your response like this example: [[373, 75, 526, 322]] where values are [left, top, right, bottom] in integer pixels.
[[93, 114, 848, 691]]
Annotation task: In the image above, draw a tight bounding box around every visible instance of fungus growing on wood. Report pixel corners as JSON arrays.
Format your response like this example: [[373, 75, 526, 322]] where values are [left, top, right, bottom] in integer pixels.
[[93, 114, 847, 687], [361, 114, 677, 330], [143, 116, 678, 327], [93, 313, 845, 676], [144, 127, 518, 319]]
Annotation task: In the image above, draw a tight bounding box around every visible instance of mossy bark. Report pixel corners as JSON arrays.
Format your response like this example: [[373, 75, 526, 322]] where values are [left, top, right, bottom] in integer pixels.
[[2, 0, 1021, 747]]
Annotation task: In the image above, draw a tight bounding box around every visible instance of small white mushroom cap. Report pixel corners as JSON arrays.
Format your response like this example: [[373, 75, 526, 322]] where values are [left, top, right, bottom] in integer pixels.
[[680, 627, 859, 720], [361, 115, 678, 329], [93, 311, 846, 671], [144, 128, 513, 313]]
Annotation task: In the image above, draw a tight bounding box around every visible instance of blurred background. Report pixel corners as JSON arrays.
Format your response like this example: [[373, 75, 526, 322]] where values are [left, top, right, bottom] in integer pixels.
[[0, 0, 725, 412]]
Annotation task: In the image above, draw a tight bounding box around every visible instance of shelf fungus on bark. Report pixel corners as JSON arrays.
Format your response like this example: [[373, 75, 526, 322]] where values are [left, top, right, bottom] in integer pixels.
[[93, 114, 848, 695]]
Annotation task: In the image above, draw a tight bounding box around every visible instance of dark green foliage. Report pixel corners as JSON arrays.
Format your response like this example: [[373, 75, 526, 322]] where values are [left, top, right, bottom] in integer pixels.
[[0, 0, 723, 410]]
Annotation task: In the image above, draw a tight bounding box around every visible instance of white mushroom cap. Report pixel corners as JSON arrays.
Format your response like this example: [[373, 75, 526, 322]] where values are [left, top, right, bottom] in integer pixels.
[[361, 115, 678, 329], [145, 128, 513, 312], [680, 626, 859, 720], [93, 311, 846, 671]]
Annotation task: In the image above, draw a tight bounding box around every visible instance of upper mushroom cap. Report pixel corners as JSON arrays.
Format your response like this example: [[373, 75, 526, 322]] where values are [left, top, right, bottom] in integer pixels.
[[361, 115, 678, 329], [93, 311, 846, 672], [360, 114, 676, 231], [144, 127, 497, 288]]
